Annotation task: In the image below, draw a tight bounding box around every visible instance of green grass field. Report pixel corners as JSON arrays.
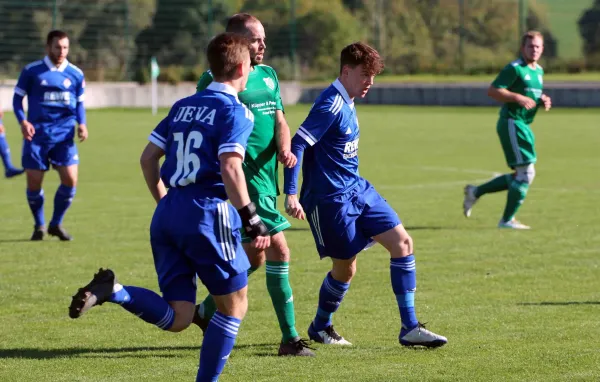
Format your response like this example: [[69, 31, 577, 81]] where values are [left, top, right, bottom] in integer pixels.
[[1, 106, 599, 381]]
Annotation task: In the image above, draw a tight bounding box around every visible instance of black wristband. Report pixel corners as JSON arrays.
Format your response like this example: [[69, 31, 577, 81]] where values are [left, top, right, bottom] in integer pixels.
[[237, 202, 258, 223], [238, 202, 268, 239]]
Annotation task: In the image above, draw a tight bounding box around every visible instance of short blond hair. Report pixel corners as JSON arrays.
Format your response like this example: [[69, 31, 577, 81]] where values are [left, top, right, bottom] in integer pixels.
[[521, 30, 544, 47]]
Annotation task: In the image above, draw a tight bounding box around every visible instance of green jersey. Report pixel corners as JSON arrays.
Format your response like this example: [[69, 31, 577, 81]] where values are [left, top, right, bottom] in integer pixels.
[[491, 57, 544, 124], [197, 65, 284, 196]]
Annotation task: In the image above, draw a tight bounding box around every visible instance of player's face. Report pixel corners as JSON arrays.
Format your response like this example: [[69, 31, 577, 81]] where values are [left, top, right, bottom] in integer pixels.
[[47, 37, 69, 66], [244, 22, 266, 66], [344, 64, 375, 99], [522, 36, 544, 63]]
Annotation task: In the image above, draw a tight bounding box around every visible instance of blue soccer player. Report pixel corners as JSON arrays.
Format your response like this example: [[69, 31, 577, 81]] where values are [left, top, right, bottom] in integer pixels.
[[68, 33, 270, 382], [0, 104, 25, 178], [283, 42, 448, 348], [13, 30, 88, 241]]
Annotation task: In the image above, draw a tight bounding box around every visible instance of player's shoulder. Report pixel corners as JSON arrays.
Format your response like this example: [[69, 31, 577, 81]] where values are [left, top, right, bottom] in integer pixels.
[[312, 84, 346, 114], [255, 64, 277, 77], [23, 59, 45, 72], [535, 62, 544, 73], [66, 62, 85, 78]]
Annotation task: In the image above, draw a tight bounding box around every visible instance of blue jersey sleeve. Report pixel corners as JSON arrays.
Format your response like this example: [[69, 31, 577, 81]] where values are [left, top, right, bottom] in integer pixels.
[[13, 68, 30, 123], [14, 68, 30, 97], [295, 98, 339, 146], [148, 104, 177, 150], [218, 105, 254, 159], [76, 77, 86, 124]]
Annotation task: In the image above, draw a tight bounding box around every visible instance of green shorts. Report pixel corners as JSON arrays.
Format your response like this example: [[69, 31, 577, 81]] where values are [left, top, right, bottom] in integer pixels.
[[242, 194, 291, 242], [496, 118, 537, 168]]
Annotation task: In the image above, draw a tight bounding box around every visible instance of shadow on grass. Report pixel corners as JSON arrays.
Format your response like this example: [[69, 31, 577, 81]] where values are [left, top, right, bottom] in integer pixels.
[[0, 343, 276, 360], [0, 239, 35, 243], [517, 301, 600, 306]]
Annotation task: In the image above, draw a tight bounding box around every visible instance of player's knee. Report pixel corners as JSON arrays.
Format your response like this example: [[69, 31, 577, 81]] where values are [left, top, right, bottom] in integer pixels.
[[514, 164, 535, 185], [244, 244, 266, 269], [266, 233, 290, 262], [331, 258, 357, 283], [398, 235, 413, 257], [166, 303, 195, 332]]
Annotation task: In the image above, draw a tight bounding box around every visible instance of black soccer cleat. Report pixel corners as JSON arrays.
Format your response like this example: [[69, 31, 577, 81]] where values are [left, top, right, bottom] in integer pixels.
[[278, 337, 316, 357], [48, 224, 73, 241], [30, 226, 46, 241], [192, 305, 210, 333], [69, 268, 116, 319]]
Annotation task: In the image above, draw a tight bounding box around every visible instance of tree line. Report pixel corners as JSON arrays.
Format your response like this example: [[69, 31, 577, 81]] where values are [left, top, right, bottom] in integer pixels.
[[2, 0, 600, 82]]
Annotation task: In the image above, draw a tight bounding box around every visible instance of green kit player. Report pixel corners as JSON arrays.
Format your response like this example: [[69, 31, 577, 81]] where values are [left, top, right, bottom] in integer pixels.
[[463, 31, 552, 229], [193, 13, 315, 357]]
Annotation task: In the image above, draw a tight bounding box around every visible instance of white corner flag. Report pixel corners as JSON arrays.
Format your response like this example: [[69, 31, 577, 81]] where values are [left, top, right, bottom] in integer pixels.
[[150, 56, 160, 115]]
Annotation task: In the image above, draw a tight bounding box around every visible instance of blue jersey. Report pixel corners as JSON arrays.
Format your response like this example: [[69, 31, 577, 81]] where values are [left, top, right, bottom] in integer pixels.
[[293, 80, 361, 205], [14, 56, 85, 144], [148, 82, 254, 201]]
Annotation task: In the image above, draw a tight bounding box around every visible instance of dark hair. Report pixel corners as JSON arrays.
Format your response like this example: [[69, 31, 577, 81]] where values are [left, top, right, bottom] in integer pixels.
[[46, 30, 69, 45], [339, 42, 384, 76], [521, 30, 544, 47], [226, 13, 260, 34], [207, 33, 251, 80]]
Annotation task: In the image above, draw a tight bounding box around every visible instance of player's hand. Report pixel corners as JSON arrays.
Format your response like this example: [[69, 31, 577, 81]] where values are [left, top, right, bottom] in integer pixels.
[[251, 235, 271, 250], [277, 150, 297, 168], [285, 194, 305, 220], [540, 94, 552, 111], [0, 124, 4, 134], [77, 124, 88, 142], [20, 120, 35, 141], [517, 95, 537, 110]]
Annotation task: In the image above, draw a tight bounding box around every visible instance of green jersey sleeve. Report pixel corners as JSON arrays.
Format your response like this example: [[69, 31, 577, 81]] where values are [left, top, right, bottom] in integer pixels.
[[196, 71, 214, 93], [491, 64, 517, 89]]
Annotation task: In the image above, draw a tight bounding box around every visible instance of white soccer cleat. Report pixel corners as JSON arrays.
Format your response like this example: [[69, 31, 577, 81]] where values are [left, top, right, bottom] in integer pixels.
[[399, 323, 447, 348], [308, 323, 352, 345], [463, 185, 478, 218], [498, 218, 531, 230]]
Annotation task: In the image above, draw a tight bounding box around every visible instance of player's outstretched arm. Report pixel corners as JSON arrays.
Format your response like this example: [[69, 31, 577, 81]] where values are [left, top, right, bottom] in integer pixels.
[[283, 134, 309, 220], [140, 142, 167, 203], [275, 110, 297, 168], [220, 152, 270, 249]]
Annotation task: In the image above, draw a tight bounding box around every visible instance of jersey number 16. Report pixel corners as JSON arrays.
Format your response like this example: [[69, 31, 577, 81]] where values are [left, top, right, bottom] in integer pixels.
[[170, 131, 203, 187]]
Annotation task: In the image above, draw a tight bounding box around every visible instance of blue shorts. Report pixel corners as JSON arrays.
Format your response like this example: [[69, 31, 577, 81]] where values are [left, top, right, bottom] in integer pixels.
[[150, 189, 250, 302], [305, 180, 401, 260], [22, 139, 79, 171]]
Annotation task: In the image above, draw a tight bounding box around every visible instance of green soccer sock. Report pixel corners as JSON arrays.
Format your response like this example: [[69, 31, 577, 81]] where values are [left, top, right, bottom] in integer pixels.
[[198, 266, 259, 320], [475, 174, 512, 198], [501, 180, 529, 222], [265, 261, 299, 343]]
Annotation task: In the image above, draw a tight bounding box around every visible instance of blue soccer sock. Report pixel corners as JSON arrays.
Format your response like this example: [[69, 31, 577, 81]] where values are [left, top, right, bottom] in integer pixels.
[[0, 133, 17, 170], [110, 284, 175, 330], [197, 311, 241, 382], [26, 189, 45, 228], [391, 255, 419, 331], [50, 185, 76, 226], [312, 272, 350, 331]]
